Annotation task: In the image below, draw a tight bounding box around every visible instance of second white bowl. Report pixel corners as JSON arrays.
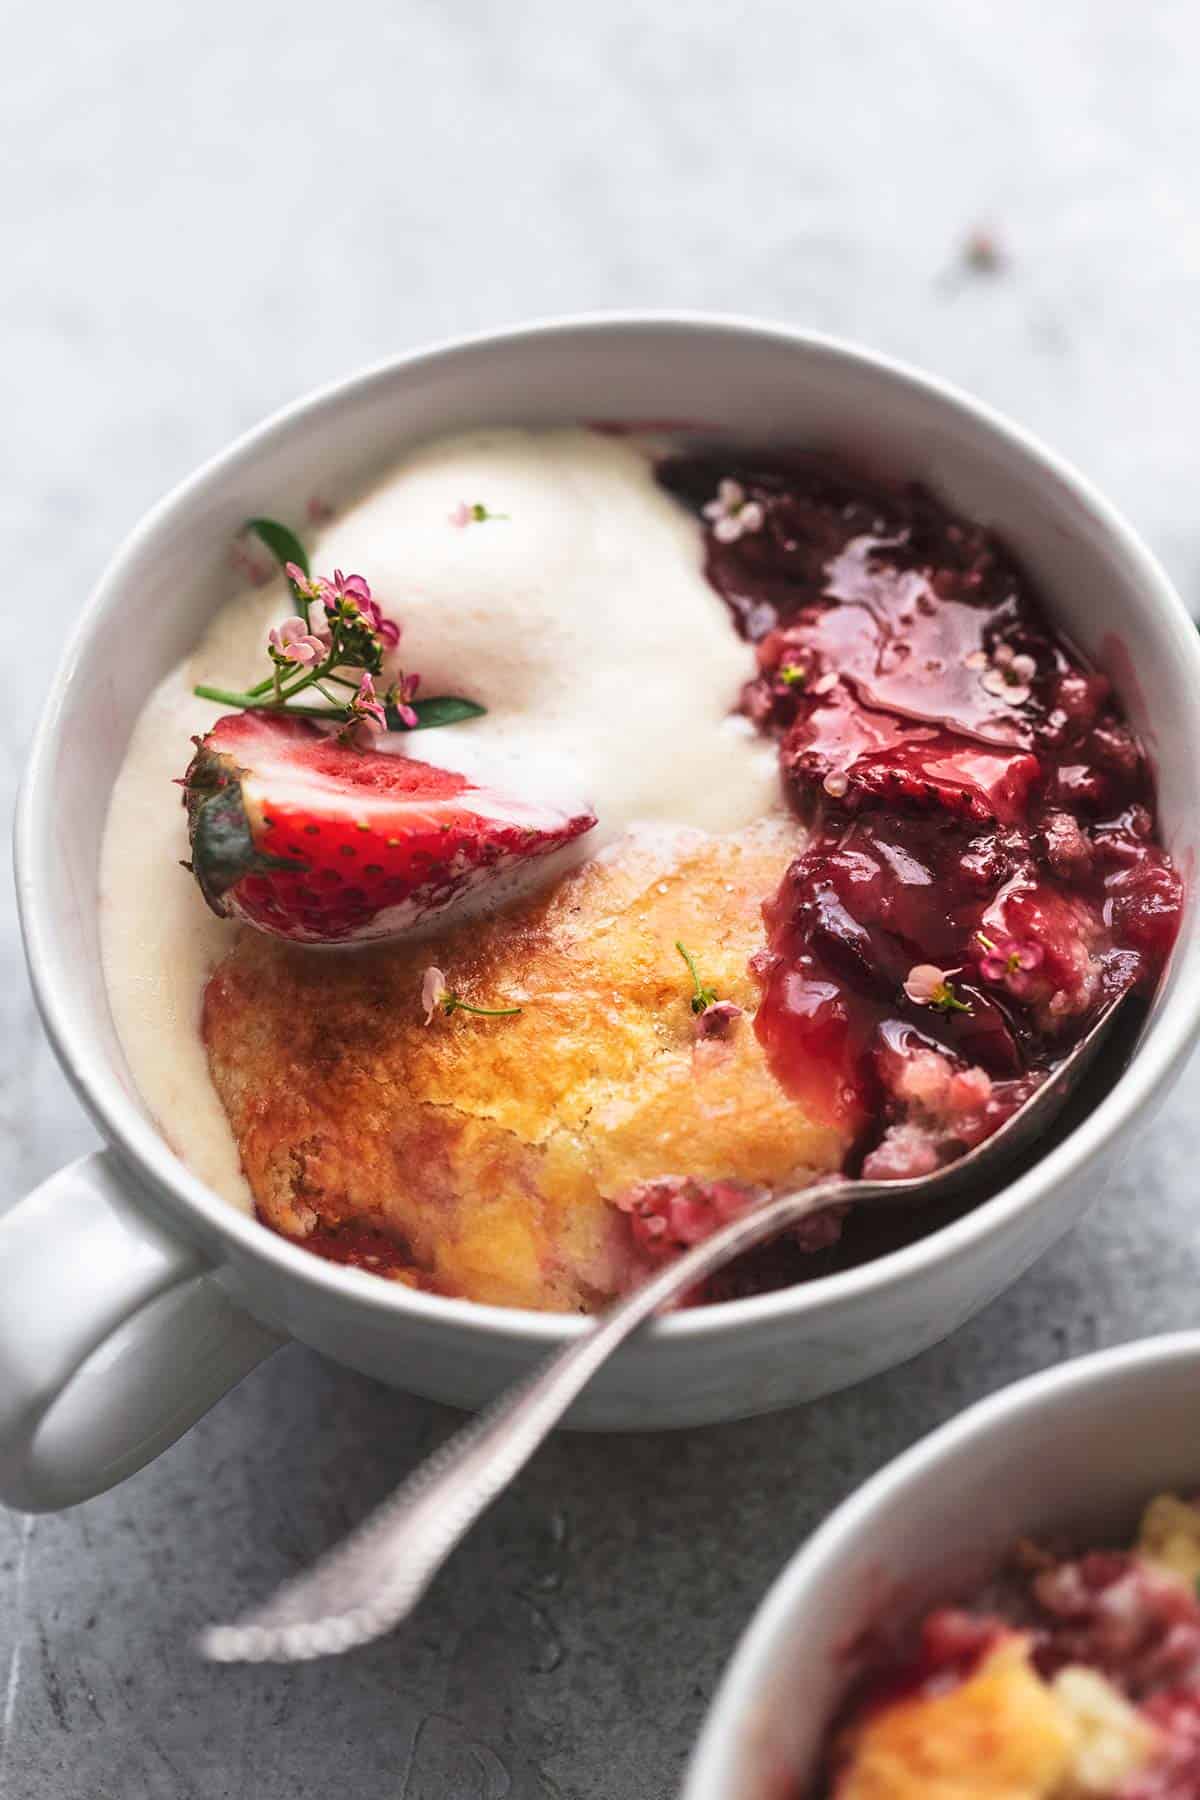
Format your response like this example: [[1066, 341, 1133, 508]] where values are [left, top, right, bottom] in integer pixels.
[[685, 1330, 1200, 1797]]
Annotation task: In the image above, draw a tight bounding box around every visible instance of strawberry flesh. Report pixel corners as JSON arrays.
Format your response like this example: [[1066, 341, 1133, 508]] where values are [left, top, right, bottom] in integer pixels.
[[182, 712, 596, 944]]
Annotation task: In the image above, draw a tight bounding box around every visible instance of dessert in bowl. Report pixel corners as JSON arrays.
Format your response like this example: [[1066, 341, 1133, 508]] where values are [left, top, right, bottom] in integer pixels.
[[6, 316, 1200, 1509], [103, 428, 1181, 1311], [684, 1334, 1200, 1800], [823, 1494, 1200, 1797]]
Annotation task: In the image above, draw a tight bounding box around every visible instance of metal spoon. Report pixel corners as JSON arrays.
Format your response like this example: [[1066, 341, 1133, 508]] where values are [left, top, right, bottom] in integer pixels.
[[200, 990, 1130, 1664]]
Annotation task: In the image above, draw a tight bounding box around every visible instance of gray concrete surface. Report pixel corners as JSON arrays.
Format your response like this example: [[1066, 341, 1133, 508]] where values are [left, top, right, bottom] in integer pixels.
[[5, 1, 1200, 1794]]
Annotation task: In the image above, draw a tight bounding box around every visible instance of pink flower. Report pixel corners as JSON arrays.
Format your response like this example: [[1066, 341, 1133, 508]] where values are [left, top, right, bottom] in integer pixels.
[[388, 671, 421, 729], [326, 568, 372, 605], [309, 567, 400, 646], [268, 616, 327, 666], [903, 964, 972, 1015], [359, 594, 401, 648], [904, 964, 948, 1005], [421, 966, 448, 1024], [284, 562, 325, 603], [703, 479, 765, 545], [348, 672, 386, 733], [696, 999, 743, 1040], [448, 500, 508, 527], [977, 932, 1044, 998]]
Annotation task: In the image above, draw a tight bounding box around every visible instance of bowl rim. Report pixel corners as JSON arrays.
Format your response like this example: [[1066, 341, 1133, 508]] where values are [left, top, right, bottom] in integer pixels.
[[16, 307, 1200, 1350], [683, 1327, 1200, 1797]]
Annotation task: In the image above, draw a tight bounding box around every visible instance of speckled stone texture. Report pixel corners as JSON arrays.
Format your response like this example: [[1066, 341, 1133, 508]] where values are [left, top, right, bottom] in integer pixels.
[[4, 1, 1200, 1794]]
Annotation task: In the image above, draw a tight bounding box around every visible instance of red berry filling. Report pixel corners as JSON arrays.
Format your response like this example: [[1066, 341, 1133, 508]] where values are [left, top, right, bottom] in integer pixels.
[[658, 452, 1183, 1186], [822, 1544, 1200, 1798], [1126, 1692, 1200, 1798], [1029, 1553, 1200, 1798]]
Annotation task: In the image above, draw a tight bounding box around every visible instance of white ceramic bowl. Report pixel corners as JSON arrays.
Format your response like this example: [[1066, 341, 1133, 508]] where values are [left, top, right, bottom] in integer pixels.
[[684, 1330, 1200, 1798], [5, 314, 1200, 1512]]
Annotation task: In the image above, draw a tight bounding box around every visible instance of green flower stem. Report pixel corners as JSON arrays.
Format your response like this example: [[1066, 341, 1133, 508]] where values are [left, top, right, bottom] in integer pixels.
[[675, 940, 718, 1014], [446, 997, 522, 1018], [192, 684, 488, 734], [192, 684, 349, 720]]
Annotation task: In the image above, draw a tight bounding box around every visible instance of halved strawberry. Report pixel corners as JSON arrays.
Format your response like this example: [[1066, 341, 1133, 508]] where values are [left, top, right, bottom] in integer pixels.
[[181, 712, 596, 944]]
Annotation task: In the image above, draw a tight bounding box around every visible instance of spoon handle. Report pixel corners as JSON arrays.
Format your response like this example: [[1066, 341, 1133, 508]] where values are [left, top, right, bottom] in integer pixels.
[[200, 1175, 859, 1663]]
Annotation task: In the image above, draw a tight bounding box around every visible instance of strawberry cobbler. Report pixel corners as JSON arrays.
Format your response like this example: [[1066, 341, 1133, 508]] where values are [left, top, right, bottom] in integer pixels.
[[100, 429, 1182, 1311], [821, 1493, 1200, 1798]]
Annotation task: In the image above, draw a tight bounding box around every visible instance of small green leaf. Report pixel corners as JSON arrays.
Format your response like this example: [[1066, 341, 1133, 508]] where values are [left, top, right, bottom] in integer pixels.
[[395, 695, 487, 731], [245, 517, 309, 580]]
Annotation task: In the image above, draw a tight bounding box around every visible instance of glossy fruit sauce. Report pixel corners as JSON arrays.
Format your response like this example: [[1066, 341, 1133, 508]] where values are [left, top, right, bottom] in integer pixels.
[[657, 452, 1182, 1189]]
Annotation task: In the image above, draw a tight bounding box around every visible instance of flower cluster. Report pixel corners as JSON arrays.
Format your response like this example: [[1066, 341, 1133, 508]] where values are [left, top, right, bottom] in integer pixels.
[[286, 565, 403, 657], [905, 932, 1045, 1017], [192, 517, 492, 746], [263, 563, 416, 744], [966, 641, 1038, 706]]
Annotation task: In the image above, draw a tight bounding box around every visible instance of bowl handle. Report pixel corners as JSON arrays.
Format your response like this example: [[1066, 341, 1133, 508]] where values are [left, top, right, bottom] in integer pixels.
[[0, 1149, 284, 1511]]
